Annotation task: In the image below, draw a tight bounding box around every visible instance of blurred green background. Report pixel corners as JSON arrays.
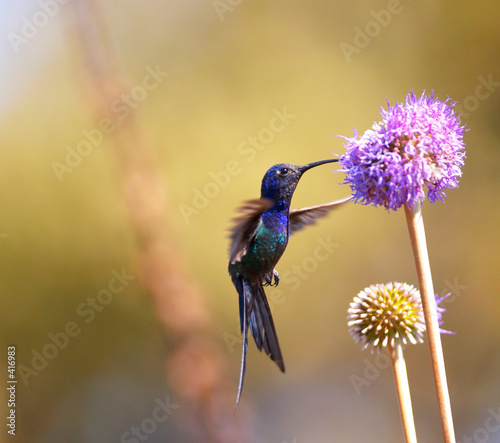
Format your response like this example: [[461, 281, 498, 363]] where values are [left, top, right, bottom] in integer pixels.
[[1, 1, 499, 442]]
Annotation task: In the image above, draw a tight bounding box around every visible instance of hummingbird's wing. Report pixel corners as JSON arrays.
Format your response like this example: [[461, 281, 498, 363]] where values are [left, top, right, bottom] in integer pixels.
[[289, 196, 352, 234], [228, 198, 274, 264]]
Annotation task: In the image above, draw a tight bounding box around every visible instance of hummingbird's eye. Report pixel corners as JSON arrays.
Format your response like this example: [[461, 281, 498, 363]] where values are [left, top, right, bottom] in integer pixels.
[[277, 167, 289, 176]]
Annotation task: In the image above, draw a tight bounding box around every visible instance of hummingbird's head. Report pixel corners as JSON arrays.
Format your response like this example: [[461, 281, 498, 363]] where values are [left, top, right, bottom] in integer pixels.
[[260, 159, 338, 205]]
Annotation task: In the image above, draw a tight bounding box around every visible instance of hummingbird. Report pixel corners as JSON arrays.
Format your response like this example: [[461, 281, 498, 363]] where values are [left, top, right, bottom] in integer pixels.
[[228, 159, 350, 405]]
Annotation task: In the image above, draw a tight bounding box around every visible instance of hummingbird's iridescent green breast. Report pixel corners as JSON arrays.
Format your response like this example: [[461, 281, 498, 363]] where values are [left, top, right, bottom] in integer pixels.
[[232, 209, 289, 279]]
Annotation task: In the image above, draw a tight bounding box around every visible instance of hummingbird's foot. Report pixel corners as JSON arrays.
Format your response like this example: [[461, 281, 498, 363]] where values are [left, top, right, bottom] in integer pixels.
[[269, 270, 280, 286], [262, 270, 280, 287]]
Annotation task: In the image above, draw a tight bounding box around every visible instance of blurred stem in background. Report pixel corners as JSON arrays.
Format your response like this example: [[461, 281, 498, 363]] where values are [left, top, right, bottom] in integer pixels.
[[65, 1, 251, 441]]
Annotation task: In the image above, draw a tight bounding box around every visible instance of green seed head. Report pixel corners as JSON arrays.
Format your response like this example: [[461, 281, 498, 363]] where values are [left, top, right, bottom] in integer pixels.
[[347, 282, 425, 352]]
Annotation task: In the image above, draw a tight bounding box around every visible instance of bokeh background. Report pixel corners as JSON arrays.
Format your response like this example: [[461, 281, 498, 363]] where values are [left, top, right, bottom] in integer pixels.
[[1, 1, 499, 442]]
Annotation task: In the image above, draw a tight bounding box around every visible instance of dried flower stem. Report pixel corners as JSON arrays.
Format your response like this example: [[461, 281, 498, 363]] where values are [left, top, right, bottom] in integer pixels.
[[404, 202, 455, 442], [388, 343, 418, 443], [67, 1, 252, 441]]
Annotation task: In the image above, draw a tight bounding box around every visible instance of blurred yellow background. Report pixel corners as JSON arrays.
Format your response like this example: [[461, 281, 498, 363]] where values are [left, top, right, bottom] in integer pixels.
[[1, 1, 499, 442]]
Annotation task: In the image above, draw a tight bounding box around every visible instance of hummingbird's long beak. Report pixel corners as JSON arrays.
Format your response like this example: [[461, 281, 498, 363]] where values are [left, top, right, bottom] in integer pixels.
[[299, 158, 339, 173]]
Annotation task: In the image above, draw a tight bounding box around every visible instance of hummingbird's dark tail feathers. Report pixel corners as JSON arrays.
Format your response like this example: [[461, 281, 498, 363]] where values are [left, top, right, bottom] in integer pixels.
[[249, 282, 285, 372], [233, 275, 285, 406], [235, 282, 248, 407]]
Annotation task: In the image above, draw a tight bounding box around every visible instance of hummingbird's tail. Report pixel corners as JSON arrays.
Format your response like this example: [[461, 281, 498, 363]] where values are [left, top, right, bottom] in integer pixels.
[[232, 275, 285, 406]]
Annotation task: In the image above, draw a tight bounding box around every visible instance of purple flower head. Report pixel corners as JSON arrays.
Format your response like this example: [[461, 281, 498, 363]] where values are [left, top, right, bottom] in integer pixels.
[[340, 91, 467, 211]]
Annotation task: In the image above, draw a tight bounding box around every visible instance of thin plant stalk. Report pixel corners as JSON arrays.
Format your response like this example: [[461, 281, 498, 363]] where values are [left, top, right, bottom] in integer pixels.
[[388, 343, 418, 443], [404, 201, 455, 443], [67, 2, 252, 440]]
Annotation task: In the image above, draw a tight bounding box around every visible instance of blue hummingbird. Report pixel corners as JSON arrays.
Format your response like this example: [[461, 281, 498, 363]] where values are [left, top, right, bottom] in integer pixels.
[[228, 159, 349, 405]]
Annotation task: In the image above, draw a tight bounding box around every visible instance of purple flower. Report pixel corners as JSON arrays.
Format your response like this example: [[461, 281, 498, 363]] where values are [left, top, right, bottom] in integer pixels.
[[340, 91, 467, 211]]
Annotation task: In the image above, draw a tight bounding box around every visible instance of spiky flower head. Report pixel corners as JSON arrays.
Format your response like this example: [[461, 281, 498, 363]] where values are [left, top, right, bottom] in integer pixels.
[[348, 282, 453, 352], [340, 91, 467, 211]]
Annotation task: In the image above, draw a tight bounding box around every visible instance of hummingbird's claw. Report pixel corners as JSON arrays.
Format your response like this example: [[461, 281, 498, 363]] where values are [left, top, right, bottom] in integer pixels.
[[263, 269, 280, 287], [271, 269, 279, 286]]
